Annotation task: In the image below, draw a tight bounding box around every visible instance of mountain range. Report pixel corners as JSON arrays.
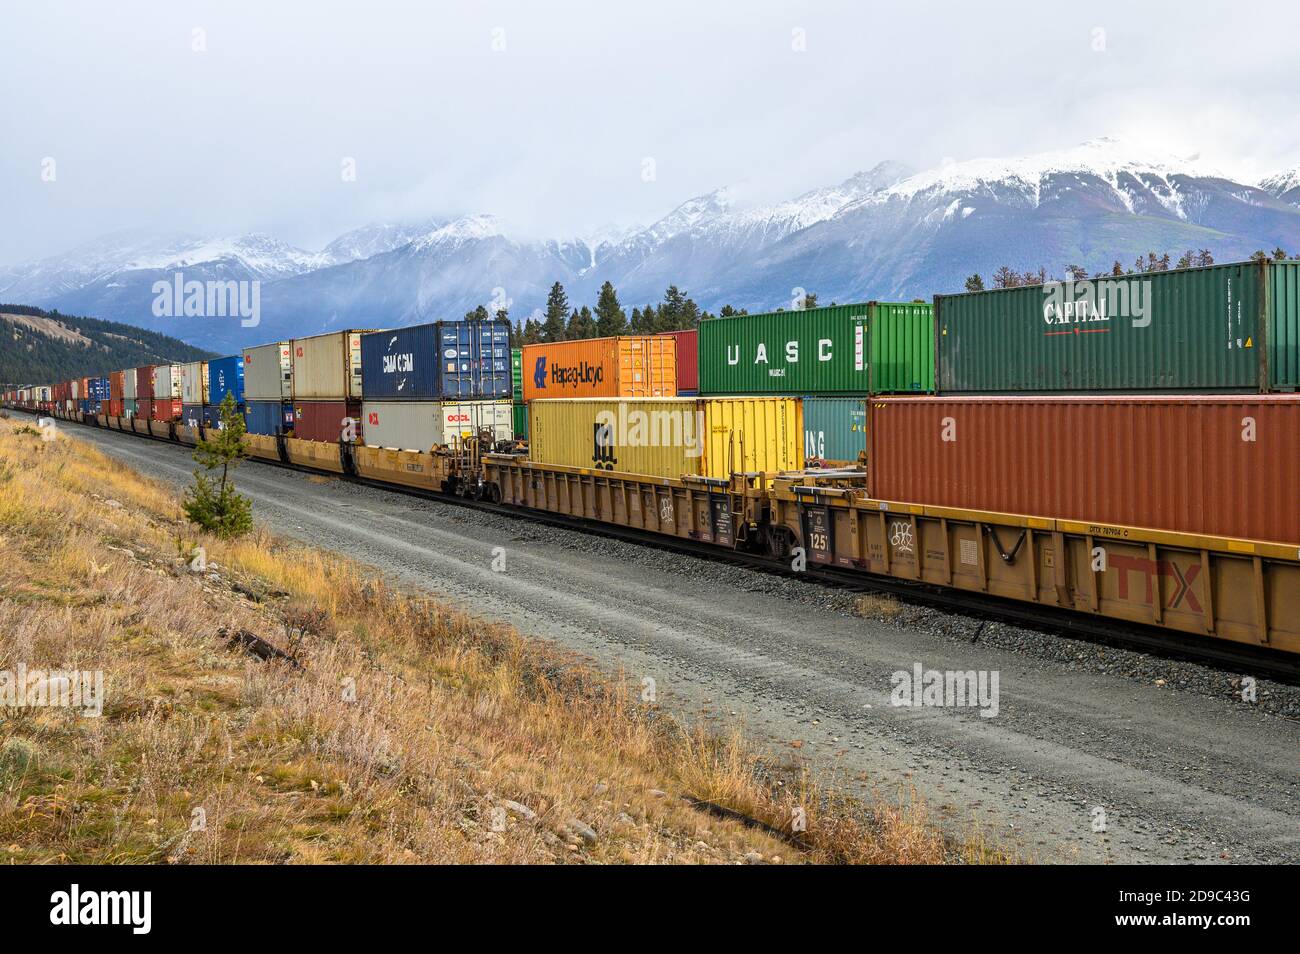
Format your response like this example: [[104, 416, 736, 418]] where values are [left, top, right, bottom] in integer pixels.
[[3, 138, 1299, 353]]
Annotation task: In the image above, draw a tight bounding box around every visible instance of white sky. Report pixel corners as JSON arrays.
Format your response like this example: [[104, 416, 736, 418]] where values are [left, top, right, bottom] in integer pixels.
[[2, 0, 1298, 264]]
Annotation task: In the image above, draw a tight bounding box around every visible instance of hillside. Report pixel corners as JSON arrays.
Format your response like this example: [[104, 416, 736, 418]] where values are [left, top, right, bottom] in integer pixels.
[[0, 304, 214, 387]]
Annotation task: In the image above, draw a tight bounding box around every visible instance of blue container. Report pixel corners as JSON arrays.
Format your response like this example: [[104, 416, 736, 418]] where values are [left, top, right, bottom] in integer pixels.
[[802, 396, 867, 465], [360, 320, 511, 401], [245, 400, 294, 435], [180, 404, 205, 427], [208, 355, 245, 408], [201, 405, 225, 428], [88, 376, 111, 401]]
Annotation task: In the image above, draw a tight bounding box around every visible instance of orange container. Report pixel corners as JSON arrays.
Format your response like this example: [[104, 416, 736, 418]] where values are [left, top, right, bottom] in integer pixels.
[[868, 395, 1300, 545], [109, 370, 126, 402], [521, 336, 677, 402]]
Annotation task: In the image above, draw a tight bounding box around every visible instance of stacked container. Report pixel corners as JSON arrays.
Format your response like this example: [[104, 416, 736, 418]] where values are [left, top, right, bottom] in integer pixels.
[[151, 365, 181, 421], [179, 360, 209, 428], [527, 397, 803, 480], [243, 341, 294, 435], [511, 347, 527, 439], [206, 355, 245, 427], [107, 370, 125, 417], [658, 329, 698, 394], [121, 367, 138, 418], [521, 335, 677, 402], [291, 330, 372, 442], [134, 365, 155, 424], [357, 321, 511, 450]]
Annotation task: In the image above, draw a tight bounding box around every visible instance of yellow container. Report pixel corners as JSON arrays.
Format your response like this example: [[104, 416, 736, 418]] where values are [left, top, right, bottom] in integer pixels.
[[527, 397, 803, 479], [521, 335, 677, 401]]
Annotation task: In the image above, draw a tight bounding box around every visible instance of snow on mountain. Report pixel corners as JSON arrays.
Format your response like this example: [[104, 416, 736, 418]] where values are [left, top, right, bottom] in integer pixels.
[[321, 220, 443, 264], [1260, 166, 1300, 205], [410, 213, 506, 251]]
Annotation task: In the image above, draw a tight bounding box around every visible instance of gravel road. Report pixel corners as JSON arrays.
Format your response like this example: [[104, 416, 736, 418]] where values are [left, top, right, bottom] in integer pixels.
[[67, 423, 1300, 864]]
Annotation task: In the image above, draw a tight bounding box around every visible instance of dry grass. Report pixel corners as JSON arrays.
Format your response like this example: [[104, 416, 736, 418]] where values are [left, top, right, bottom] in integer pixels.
[[854, 593, 904, 619], [0, 417, 1010, 864]]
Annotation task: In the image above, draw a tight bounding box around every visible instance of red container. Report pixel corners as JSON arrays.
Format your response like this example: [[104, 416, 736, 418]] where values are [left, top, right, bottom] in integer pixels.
[[868, 395, 1300, 544], [659, 329, 698, 393], [135, 365, 156, 400], [106, 398, 124, 417], [135, 399, 153, 421], [151, 398, 181, 422], [292, 400, 361, 443]]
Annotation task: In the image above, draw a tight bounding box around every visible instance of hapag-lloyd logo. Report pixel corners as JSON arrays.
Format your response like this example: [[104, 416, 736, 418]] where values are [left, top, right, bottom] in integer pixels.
[[536, 356, 605, 391], [1041, 278, 1151, 330]]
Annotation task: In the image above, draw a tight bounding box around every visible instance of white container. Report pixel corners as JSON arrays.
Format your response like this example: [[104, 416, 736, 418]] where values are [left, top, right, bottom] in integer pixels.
[[243, 341, 293, 401], [153, 365, 182, 400], [179, 361, 209, 405], [291, 331, 368, 401], [122, 367, 138, 400], [361, 399, 513, 452]]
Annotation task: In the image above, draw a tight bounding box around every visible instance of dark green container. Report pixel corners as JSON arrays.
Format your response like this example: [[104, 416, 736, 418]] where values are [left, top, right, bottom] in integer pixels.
[[697, 301, 934, 395], [512, 400, 528, 440], [936, 259, 1299, 392], [510, 348, 524, 401]]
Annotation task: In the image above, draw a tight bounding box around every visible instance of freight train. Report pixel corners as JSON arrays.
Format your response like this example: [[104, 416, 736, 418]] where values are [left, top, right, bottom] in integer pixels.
[[6, 257, 1299, 662]]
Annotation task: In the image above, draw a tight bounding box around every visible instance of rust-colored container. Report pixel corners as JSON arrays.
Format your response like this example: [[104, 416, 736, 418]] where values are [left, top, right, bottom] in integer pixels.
[[135, 399, 153, 421], [135, 365, 156, 400], [868, 394, 1300, 544], [658, 329, 698, 393], [106, 398, 124, 417], [109, 371, 125, 402], [521, 335, 677, 402], [150, 398, 181, 422], [293, 400, 362, 443]]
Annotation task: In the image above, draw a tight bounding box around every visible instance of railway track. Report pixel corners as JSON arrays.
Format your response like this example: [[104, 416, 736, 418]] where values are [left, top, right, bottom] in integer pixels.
[[38, 409, 1300, 685]]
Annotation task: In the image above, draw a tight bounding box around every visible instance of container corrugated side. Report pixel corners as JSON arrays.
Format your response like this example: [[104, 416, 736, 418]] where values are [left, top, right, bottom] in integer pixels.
[[291, 331, 370, 401], [512, 401, 528, 439], [1271, 259, 1299, 389], [135, 365, 155, 400], [361, 399, 512, 451], [122, 368, 138, 400], [208, 355, 245, 407], [528, 397, 802, 479], [245, 400, 294, 435], [521, 336, 677, 401], [658, 329, 698, 393], [868, 394, 1300, 544], [152, 365, 181, 400], [151, 399, 180, 422], [871, 302, 934, 392], [179, 361, 209, 405], [936, 260, 1270, 393], [802, 396, 867, 464], [360, 321, 510, 401], [293, 399, 361, 443], [243, 342, 293, 401], [511, 348, 524, 401]]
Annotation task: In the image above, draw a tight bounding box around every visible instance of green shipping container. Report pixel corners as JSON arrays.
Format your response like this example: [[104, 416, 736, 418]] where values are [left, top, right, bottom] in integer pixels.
[[936, 259, 1300, 393], [697, 302, 934, 395], [510, 348, 524, 401], [512, 400, 528, 440], [802, 396, 866, 465]]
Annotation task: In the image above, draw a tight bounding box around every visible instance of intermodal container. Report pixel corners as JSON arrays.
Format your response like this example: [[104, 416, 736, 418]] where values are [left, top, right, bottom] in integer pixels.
[[135, 366, 155, 400], [179, 361, 209, 405], [208, 355, 245, 408], [521, 336, 677, 402], [361, 399, 513, 451], [512, 401, 528, 440], [697, 302, 934, 395], [245, 400, 294, 436], [868, 394, 1300, 544], [151, 399, 180, 422], [109, 371, 124, 401], [935, 259, 1300, 393], [243, 342, 293, 401], [511, 348, 524, 401], [180, 404, 205, 427], [802, 396, 867, 465], [527, 397, 803, 480], [291, 331, 371, 401], [658, 329, 698, 393], [360, 321, 510, 401], [123, 398, 138, 418], [152, 366, 181, 401], [293, 399, 362, 443], [122, 367, 138, 400], [135, 399, 153, 421]]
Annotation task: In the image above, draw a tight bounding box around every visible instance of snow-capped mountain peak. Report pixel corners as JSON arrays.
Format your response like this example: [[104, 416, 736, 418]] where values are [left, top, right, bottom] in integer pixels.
[[1260, 166, 1300, 204], [411, 213, 505, 251]]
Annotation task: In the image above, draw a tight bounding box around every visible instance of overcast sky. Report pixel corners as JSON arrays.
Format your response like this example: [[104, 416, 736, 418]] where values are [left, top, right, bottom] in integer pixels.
[[3, 0, 1298, 265]]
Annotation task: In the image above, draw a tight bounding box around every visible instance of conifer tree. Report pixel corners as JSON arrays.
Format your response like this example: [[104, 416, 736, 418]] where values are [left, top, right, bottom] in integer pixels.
[[183, 393, 252, 539], [594, 281, 627, 337], [542, 282, 569, 342]]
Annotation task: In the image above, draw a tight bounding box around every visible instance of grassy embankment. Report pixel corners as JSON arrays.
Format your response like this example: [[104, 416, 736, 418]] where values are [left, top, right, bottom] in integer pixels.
[[0, 415, 1006, 864]]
